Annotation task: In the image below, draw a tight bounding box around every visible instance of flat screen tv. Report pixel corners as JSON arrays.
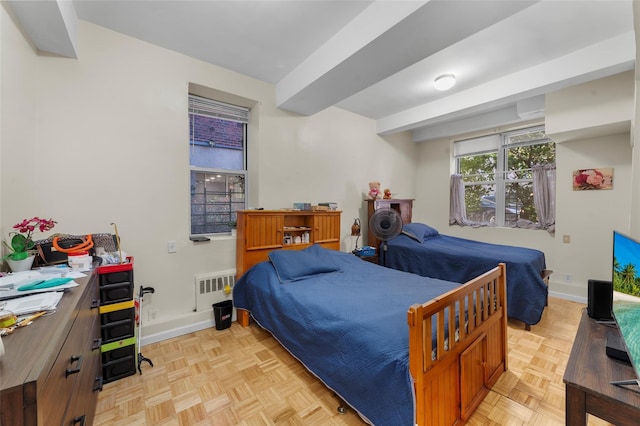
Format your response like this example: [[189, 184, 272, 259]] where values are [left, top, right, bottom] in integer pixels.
[[613, 231, 640, 300], [611, 301, 640, 386], [611, 231, 640, 385]]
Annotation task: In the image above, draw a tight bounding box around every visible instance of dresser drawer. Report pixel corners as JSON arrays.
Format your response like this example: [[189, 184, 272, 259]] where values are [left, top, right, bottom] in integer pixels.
[[39, 318, 88, 425], [39, 277, 100, 425], [63, 316, 101, 426]]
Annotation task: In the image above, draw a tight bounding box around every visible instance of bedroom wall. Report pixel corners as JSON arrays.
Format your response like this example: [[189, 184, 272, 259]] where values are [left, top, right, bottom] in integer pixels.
[[414, 72, 635, 303], [0, 4, 39, 251], [552, 133, 631, 297], [0, 9, 417, 342]]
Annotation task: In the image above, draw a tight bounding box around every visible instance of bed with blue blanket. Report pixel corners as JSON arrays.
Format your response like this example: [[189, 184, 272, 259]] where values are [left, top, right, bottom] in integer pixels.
[[385, 222, 549, 328], [233, 244, 507, 426]]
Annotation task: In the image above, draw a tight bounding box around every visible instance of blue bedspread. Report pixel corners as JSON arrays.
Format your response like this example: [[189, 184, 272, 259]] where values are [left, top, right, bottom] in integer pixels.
[[233, 248, 461, 425], [386, 228, 547, 326]]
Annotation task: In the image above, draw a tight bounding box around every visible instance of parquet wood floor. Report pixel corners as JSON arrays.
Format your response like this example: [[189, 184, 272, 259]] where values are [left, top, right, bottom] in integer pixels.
[[95, 297, 614, 425]]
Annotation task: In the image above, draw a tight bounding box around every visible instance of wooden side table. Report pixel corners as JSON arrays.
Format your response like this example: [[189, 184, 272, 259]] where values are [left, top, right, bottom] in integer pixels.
[[358, 254, 378, 265], [563, 310, 640, 425]]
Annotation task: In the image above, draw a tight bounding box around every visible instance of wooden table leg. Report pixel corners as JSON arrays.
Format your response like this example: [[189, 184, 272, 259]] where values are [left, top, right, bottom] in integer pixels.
[[565, 384, 587, 426]]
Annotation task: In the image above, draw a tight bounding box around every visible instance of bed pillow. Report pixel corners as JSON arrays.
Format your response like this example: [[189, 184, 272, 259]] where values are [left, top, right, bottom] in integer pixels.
[[268, 244, 341, 283], [402, 223, 440, 242]]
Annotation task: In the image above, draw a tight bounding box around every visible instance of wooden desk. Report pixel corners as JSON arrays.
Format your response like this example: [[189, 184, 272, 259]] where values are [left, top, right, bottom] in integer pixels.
[[563, 311, 640, 425]]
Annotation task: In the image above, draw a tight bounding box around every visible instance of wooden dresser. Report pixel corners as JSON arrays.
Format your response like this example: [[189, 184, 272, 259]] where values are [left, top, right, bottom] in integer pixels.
[[0, 272, 102, 425], [236, 209, 341, 277], [366, 198, 414, 249]]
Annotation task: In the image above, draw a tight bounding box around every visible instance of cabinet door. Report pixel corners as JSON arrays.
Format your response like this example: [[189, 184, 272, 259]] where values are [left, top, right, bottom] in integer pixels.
[[373, 199, 412, 224], [313, 213, 340, 243], [245, 214, 284, 249], [460, 333, 488, 420]]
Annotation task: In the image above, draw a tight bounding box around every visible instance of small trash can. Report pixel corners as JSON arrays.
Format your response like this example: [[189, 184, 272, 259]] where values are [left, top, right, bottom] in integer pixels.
[[212, 300, 233, 330]]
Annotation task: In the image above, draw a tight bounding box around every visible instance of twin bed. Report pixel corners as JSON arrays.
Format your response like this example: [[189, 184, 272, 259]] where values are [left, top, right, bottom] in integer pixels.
[[233, 244, 508, 425], [386, 223, 550, 329]]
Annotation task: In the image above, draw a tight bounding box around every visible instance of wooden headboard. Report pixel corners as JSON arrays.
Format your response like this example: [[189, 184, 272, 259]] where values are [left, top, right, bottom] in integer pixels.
[[235, 209, 342, 277]]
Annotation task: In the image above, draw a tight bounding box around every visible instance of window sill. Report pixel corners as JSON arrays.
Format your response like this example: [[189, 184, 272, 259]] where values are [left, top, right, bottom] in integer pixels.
[[190, 234, 236, 243], [190, 236, 210, 242]]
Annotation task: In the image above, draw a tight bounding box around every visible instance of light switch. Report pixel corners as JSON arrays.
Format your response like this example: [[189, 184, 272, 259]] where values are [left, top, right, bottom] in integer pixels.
[[168, 240, 177, 253], [562, 234, 570, 244]]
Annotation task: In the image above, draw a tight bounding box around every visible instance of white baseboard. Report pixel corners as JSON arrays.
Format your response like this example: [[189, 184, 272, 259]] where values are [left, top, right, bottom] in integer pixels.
[[549, 290, 587, 304], [140, 319, 214, 346], [139, 309, 237, 347]]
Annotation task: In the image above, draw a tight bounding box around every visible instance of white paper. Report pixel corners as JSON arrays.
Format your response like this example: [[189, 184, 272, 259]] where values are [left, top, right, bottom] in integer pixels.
[[0, 291, 64, 315], [0, 267, 84, 300], [0, 271, 43, 287]]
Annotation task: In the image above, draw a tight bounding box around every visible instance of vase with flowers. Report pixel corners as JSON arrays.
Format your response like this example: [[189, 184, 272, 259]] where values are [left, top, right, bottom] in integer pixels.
[[3, 217, 56, 272]]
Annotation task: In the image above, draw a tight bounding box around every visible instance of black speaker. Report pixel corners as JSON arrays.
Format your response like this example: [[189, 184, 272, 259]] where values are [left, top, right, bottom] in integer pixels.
[[587, 279, 613, 320]]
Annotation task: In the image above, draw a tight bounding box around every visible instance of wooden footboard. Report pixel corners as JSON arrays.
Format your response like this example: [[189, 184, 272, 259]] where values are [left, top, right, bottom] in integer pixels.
[[408, 263, 508, 426]]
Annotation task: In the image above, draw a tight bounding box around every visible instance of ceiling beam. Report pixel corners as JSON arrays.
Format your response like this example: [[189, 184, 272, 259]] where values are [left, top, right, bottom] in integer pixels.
[[6, 0, 79, 59], [276, 0, 537, 116], [378, 32, 636, 137]]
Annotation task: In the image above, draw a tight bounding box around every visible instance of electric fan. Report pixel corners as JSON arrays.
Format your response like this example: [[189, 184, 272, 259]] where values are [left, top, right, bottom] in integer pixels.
[[369, 208, 403, 266]]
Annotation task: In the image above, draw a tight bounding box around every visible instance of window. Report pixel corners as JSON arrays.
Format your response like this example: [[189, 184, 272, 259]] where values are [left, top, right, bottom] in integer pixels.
[[454, 125, 555, 227], [189, 94, 248, 235]]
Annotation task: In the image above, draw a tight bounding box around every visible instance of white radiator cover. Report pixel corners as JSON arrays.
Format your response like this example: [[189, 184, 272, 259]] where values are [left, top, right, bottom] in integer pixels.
[[194, 270, 236, 312]]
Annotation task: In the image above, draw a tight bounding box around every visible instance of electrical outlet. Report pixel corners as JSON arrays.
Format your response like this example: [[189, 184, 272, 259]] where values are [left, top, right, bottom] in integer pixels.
[[565, 273, 572, 282], [149, 309, 159, 321], [562, 234, 570, 244], [167, 240, 177, 253]]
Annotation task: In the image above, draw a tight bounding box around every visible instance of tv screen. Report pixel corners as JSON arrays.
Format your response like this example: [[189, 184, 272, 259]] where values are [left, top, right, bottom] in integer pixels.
[[612, 302, 640, 382], [612, 231, 640, 299], [611, 231, 640, 382]]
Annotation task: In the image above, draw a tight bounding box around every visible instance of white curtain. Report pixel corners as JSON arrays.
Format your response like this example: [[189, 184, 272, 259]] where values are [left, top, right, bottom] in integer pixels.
[[533, 164, 556, 233], [449, 174, 473, 226]]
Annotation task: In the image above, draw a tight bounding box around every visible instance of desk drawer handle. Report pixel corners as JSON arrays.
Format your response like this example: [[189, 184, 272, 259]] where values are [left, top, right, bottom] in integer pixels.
[[72, 414, 86, 425], [92, 338, 102, 351], [66, 355, 83, 377], [94, 376, 104, 392]]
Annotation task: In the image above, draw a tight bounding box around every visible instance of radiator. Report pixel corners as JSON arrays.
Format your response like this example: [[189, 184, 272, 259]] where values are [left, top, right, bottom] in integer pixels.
[[194, 270, 236, 312]]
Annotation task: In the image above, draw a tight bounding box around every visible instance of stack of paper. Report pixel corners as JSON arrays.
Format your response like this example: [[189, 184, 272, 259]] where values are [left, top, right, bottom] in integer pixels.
[[0, 270, 81, 300], [0, 292, 63, 315]]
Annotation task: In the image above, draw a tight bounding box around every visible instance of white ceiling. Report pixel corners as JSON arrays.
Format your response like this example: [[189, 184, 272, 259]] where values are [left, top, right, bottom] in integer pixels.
[[7, 0, 636, 142]]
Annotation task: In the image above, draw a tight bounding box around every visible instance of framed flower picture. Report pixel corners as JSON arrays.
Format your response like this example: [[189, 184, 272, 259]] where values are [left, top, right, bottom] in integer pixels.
[[573, 168, 613, 191]]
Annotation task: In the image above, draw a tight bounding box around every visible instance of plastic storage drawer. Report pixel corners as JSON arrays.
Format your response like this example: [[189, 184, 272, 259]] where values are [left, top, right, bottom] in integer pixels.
[[100, 306, 135, 326], [101, 338, 136, 383], [101, 318, 134, 343]]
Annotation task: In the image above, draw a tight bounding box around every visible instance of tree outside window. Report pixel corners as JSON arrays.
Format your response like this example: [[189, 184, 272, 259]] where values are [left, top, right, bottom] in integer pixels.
[[456, 126, 555, 227]]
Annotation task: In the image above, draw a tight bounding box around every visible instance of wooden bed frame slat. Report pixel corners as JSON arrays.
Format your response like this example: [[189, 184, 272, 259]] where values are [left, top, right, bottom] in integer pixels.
[[236, 258, 508, 426], [408, 263, 507, 426]]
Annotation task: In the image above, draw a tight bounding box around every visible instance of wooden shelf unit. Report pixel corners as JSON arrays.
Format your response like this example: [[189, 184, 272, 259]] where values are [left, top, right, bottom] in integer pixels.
[[366, 198, 414, 249], [236, 209, 341, 277]]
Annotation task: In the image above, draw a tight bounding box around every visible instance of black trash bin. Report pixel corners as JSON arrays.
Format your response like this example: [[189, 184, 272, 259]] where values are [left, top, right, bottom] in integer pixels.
[[212, 300, 233, 330]]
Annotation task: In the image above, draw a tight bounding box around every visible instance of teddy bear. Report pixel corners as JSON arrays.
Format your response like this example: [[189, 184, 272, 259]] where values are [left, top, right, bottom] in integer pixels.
[[368, 181, 382, 199], [383, 188, 392, 199]]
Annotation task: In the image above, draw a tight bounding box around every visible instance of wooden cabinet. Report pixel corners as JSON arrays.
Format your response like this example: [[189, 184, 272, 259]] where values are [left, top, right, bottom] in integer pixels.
[[236, 210, 341, 277], [0, 272, 101, 426], [366, 198, 413, 249]]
